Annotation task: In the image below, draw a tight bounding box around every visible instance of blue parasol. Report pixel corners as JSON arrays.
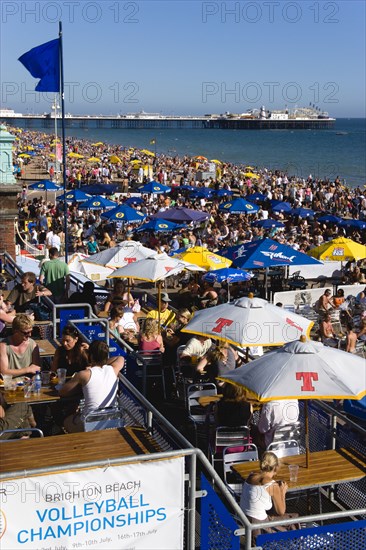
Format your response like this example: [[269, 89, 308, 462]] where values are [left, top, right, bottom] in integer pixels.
[[219, 197, 259, 214], [138, 181, 171, 194], [101, 204, 146, 223], [28, 179, 61, 191], [152, 207, 209, 223], [135, 219, 183, 233], [252, 219, 285, 229], [290, 207, 316, 218], [78, 195, 117, 210], [56, 189, 91, 202]]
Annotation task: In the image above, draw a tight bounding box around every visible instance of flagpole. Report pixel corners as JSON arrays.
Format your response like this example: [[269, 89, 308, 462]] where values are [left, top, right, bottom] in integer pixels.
[[59, 21, 68, 263]]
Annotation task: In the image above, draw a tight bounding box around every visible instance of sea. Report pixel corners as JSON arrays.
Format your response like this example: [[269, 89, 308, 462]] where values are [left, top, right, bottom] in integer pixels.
[[47, 118, 366, 188]]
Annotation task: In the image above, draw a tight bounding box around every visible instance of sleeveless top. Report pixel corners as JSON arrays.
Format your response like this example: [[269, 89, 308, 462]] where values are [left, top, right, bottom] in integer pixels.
[[81, 364, 118, 419], [240, 480, 276, 521], [139, 337, 161, 352], [56, 346, 88, 377], [4, 337, 37, 380]]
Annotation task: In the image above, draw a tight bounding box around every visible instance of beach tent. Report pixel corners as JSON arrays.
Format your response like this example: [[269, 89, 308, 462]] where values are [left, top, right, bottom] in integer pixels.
[[221, 238, 322, 270], [219, 197, 259, 214], [152, 207, 209, 223], [308, 237, 366, 262]]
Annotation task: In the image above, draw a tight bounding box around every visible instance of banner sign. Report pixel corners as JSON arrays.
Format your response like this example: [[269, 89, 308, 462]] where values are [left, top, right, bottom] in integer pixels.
[[0, 458, 184, 549]]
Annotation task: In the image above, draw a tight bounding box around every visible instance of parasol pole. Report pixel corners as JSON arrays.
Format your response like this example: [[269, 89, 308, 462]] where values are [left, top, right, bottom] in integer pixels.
[[305, 400, 310, 468], [158, 281, 161, 333]]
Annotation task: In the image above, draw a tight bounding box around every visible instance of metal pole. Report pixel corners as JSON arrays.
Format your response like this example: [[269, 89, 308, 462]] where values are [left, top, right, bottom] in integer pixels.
[[188, 452, 197, 550], [59, 21, 68, 263]]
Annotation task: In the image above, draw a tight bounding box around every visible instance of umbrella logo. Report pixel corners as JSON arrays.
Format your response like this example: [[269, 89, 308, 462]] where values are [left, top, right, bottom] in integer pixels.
[[212, 318, 234, 333], [261, 251, 295, 263], [296, 372, 319, 392], [116, 213, 125, 218], [246, 204, 253, 209], [208, 255, 223, 264], [93, 201, 101, 206], [286, 318, 303, 332], [39, 184, 44, 188], [154, 187, 159, 191], [224, 204, 231, 209], [66, 194, 72, 199], [124, 257, 136, 263], [333, 247, 344, 256], [159, 224, 168, 228]]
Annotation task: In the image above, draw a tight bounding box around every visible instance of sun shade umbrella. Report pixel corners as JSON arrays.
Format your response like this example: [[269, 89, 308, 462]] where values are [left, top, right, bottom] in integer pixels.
[[83, 240, 156, 269], [219, 197, 259, 214], [81, 183, 118, 195], [125, 197, 145, 206], [181, 296, 313, 347], [340, 219, 366, 231], [217, 338, 366, 467], [60, 253, 114, 281], [152, 207, 210, 223], [317, 214, 342, 224], [252, 219, 285, 229], [290, 207, 316, 218], [189, 188, 214, 199], [271, 200, 292, 213], [67, 152, 84, 159], [28, 179, 61, 191], [78, 196, 117, 210], [56, 189, 91, 202], [109, 253, 204, 327], [109, 155, 122, 163], [202, 267, 252, 301], [137, 181, 171, 194], [221, 238, 322, 270], [308, 237, 366, 262], [101, 204, 146, 224], [92, 142, 104, 146], [87, 156, 101, 162], [135, 219, 183, 233], [246, 192, 266, 202], [214, 189, 233, 197], [173, 246, 232, 270]]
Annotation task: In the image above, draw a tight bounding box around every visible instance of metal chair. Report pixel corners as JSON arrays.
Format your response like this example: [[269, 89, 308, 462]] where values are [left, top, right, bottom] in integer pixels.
[[267, 439, 300, 458], [0, 428, 44, 440], [210, 425, 251, 469], [186, 382, 217, 447], [272, 422, 301, 444], [136, 350, 166, 399], [223, 444, 259, 499], [83, 406, 125, 432]]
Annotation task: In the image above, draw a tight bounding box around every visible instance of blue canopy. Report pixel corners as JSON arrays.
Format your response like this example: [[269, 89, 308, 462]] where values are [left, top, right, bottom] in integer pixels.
[[214, 188, 233, 197], [135, 219, 183, 233], [219, 197, 259, 214], [152, 207, 209, 223], [246, 192, 266, 202], [343, 396, 366, 422], [189, 188, 214, 199], [78, 195, 117, 210], [290, 207, 316, 218], [270, 200, 292, 213], [202, 267, 252, 284], [340, 219, 366, 230], [317, 214, 342, 224], [56, 189, 91, 202], [221, 238, 322, 269], [28, 179, 61, 191], [101, 204, 146, 223], [125, 197, 145, 206], [252, 219, 285, 229], [138, 181, 171, 194], [179, 184, 196, 192], [81, 183, 118, 195]]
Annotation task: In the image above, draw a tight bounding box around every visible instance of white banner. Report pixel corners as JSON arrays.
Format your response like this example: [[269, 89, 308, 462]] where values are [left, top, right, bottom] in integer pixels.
[[0, 457, 184, 550], [273, 287, 333, 309], [288, 261, 342, 280]]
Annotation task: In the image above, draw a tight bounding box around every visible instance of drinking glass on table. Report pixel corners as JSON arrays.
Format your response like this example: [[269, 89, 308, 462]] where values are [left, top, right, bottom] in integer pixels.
[[41, 371, 51, 387], [57, 368, 67, 386]]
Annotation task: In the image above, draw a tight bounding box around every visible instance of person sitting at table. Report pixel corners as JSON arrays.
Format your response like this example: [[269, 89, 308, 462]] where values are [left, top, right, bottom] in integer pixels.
[[240, 451, 299, 543], [345, 322, 358, 354], [51, 325, 89, 377], [319, 313, 340, 348], [215, 383, 252, 427], [256, 399, 299, 449], [108, 306, 124, 340], [350, 266, 366, 285], [196, 341, 238, 385], [139, 319, 164, 353], [118, 304, 140, 336], [0, 314, 41, 379], [179, 335, 213, 378], [5, 271, 51, 313], [60, 341, 124, 433], [357, 318, 366, 342], [104, 280, 134, 312], [146, 292, 176, 328], [316, 289, 334, 315], [0, 392, 37, 440], [162, 308, 192, 364], [69, 281, 99, 315], [0, 292, 16, 327]]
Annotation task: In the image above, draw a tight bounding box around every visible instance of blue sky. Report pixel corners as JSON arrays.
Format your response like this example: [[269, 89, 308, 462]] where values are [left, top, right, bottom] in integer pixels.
[[1, 0, 365, 117]]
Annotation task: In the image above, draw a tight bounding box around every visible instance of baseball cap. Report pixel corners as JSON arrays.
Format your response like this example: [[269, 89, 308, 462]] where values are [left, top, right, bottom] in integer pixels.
[[161, 292, 171, 302]]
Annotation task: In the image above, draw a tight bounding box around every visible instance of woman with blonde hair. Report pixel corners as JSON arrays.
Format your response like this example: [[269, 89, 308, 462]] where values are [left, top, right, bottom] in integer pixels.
[[240, 451, 299, 541], [0, 314, 41, 379], [139, 318, 164, 353], [196, 341, 238, 381]]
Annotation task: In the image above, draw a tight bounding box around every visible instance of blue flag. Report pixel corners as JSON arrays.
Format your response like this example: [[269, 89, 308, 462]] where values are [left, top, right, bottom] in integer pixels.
[[18, 38, 60, 92]]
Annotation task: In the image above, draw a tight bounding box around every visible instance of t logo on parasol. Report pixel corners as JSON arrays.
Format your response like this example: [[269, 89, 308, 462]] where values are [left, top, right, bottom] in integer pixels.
[[296, 372, 319, 391], [212, 318, 234, 333]]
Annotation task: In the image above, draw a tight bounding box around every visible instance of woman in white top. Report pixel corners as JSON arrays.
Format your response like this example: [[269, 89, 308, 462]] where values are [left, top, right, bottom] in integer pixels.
[[240, 452, 298, 543], [60, 340, 124, 433]]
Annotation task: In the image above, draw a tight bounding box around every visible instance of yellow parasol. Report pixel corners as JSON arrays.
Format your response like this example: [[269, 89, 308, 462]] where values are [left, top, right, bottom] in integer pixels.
[[109, 155, 122, 164], [92, 142, 104, 146], [68, 152, 84, 159], [18, 153, 31, 158], [194, 155, 208, 161], [140, 149, 155, 156], [244, 172, 260, 179], [87, 156, 101, 162], [308, 237, 366, 262], [173, 246, 232, 270], [210, 159, 222, 164]]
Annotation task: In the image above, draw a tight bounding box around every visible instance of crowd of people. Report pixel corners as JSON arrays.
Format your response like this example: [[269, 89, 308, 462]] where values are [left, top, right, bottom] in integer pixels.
[[1, 125, 365, 540]]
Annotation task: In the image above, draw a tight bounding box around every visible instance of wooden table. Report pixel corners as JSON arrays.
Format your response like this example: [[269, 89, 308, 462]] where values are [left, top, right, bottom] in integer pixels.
[[232, 448, 366, 492], [34, 339, 58, 357], [1, 386, 60, 405], [0, 427, 161, 476]]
